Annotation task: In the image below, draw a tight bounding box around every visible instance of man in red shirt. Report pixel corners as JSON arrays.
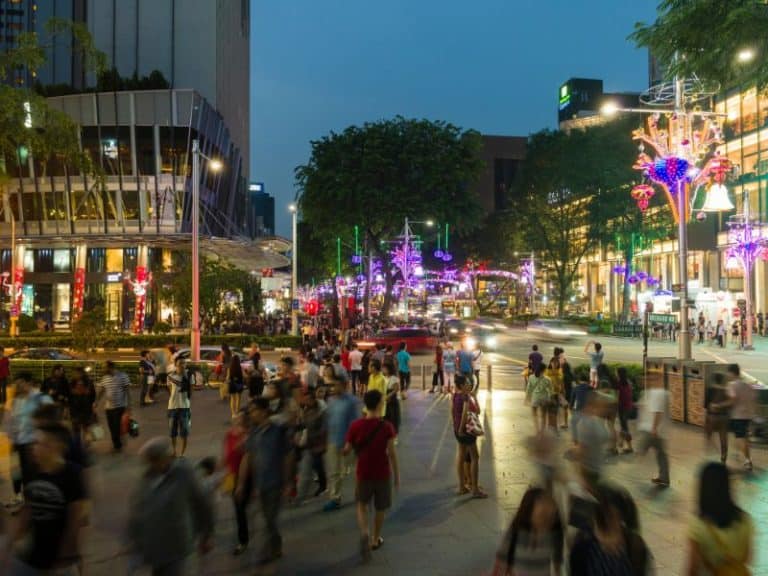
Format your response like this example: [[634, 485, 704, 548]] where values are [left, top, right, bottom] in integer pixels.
[[344, 389, 399, 563], [0, 345, 9, 408]]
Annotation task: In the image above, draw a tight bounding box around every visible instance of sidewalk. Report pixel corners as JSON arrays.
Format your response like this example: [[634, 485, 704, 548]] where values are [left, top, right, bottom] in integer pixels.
[[3, 382, 768, 575]]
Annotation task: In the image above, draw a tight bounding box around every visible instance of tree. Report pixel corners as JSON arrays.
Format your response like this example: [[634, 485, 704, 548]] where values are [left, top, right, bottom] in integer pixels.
[[630, 1, 768, 89], [513, 120, 646, 317], [72, 306, 106, 353], [296, 116, 485, 318]]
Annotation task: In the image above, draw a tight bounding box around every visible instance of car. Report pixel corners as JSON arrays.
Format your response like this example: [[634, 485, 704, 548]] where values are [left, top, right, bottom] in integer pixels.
[[526, 319, 587, 341], [462, 327, 499, 351], [170, 346, 254, 374], [357, 327, 437, 354], [9, 348, 79, 360]]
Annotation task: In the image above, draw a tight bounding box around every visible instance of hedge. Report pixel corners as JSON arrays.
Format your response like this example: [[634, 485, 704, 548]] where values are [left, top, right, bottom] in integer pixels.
[[573, 362, 645, 402], [0, 334, 302, 351]]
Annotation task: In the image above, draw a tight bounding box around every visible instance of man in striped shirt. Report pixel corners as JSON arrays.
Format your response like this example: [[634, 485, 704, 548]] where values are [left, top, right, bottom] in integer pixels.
[[97, 361, 131, 452]]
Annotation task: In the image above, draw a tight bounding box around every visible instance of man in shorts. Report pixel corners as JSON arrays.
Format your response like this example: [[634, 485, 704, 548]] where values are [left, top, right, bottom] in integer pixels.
[[727, 363, 756, 471], [344, 389, 399, 562], [584, 341, 604, 388], [167, 357, 191, 457]]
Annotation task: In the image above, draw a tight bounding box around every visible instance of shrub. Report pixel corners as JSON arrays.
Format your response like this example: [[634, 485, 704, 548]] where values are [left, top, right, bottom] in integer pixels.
[[150, 321, 172, 335], [573, 362, 645, 401]]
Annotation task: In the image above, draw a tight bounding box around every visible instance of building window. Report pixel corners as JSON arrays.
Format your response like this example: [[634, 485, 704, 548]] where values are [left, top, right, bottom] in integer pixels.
[[87, 248, 105, 273], [124, 247, 138, 271], [34, 249, 53, 273], [53, 249, 71, 272], [105, 249, 123, 273], [53, 283, 71, 322], [23, 250, 34, 273]]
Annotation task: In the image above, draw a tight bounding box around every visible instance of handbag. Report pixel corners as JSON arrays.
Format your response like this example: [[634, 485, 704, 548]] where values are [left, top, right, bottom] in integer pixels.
[[465, 398, 484, 436], [89, 423, 106, 442]]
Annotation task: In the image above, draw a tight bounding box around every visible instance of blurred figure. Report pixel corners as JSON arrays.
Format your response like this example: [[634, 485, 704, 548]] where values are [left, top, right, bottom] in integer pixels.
[[222, 410, 250, 555], [5, 373, 53, 510], [96, 361, 131, 453], [430, 344, 444, 394], [493, 487, 563, 576], [615, 367, 635, 454], [727, 364, 756, 471], [526, 364, 552, 435], [570, 484, 652, 575], [127, 437, 213, 575], [545, 356, 564, 433], [584, 341, 604, 388], [442, 342, 457, 394], [574, 390, 609, 489], [139, 350, 156, 406], [41, 365, 68, 405], [7, 422, 87, 575], [349, 342, 363, 395], [570, 379, 591, 445], [0, 345, 9, 409], [228, 355, 245, 418], [705, 372, 731, 464], [296, 390, 328, 502], [687, 462, 753, 575], [471, 345, 483, 392], [558, 347, 575, 430], [323, 376, 361, 512], [382, 362, 401, 437], [396, 342, 411, 400], [637, 374, 670, 488]]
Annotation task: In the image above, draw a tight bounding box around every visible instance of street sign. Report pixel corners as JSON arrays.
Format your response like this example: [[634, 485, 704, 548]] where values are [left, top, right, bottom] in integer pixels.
[[648, 313, 675, 324], [10, 305, 18, 317], [291, 299, 300, 310]]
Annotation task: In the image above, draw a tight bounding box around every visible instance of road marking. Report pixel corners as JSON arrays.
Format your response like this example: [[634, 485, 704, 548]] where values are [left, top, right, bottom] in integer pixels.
[[405, 392, 446, 441], [699, 349, 762, 384], [429, 412, 452, 476]]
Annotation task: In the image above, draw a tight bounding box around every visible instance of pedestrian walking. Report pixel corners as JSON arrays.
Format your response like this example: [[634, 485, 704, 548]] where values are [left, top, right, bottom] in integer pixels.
[[452, 375, 487, 498], [492, 487, 563, 576], [366, 359, 388, 416], [525, 364, 552, 435], [705, 372, 731, 464], [167, 357, 192, 458], [457, 341, 474, 388], [323, 377, 360, 512], [344, 389, 400, 562], [727, 363, 756, 471], [349, 343, 363, 395], [139, 350, 156, 406], [615, 367, 635, 454], [223, 410, 250, 555], [237, 397, 292, 566], [545, 356, 564, 433], [7, 422, 87, 575], [228, 355, 245, 418], [41, 365, 68, 405], [0, 345, 9, 409], [471, 346, 483, 391], [297, 389, 328, 502], [127, 437, 213, 575], [528, 345, 544, 373], [382, 362, 401, 436], [442, 342, 457, 394], [584, 341, 604, 388], [575, 390, 609, 488], [96, 361, 131, 453], [67, 366, 97, 444], [716, 320, 726, 348], [687, 462, 753, 575], [558, 347, 574, 430], [396, 342, 411, 399], [218, 343, 233, 383], [570, 379, 591, 445], [636, 374, 670, 488]]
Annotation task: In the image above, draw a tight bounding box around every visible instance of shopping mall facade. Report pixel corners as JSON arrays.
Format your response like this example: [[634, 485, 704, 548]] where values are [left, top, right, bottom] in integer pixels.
[[0, 89, 288, 330], [574, 85, 768, 324]]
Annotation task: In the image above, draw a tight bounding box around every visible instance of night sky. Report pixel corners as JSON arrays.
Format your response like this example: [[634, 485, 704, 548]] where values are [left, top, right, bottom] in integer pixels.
[[251, 1, 658, 236]]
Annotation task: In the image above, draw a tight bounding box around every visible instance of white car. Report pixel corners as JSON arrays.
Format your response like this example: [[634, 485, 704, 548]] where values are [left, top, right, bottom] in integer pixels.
[[526, 319, 587, 341], [170, 346, 254, 374]]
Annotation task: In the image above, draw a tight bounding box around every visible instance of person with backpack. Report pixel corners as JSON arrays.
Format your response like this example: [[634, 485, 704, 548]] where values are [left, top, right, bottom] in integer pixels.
[[687, 462, 753, 575], [167, 357, 192, 458]]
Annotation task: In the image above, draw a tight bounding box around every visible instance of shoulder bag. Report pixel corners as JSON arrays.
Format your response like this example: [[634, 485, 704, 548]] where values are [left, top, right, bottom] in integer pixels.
[[353, 419, 386, 456]]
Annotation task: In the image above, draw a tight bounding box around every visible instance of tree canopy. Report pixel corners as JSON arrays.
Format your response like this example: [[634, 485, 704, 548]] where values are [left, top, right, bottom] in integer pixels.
[[630, 0, 768, 88], [512, 118, 651, 316], [296, 116, 485, 317]]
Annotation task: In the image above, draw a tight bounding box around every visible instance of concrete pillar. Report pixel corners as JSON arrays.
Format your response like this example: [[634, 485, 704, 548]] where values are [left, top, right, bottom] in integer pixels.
[[133, 245, 150, 333], [72, 245, 87, 321]]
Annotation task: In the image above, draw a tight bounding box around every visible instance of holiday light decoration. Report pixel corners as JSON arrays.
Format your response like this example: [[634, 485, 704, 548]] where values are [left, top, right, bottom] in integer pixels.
[[126, 267, 152, 333], [630, 184, 655, 212], [72, 267, 86, 320]]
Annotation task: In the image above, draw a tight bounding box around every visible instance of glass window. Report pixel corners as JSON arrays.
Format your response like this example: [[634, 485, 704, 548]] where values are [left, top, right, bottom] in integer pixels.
[[43, 191, 68, 220], [106, 249, 123, 273], [53, 249, 71, 272], [23, 250, 34, 273], [71, 190, 102, 220], [81, 127, 101, 168], [136, 126, 155, 175], [87, 248, 105, 273], [34, 249, 54, 273], [21, 284, 34, 315], [53, 283, 71, 322], [124, 247, 138, 271], [21, 191, 42, 222], [122, 189, 140, 220]]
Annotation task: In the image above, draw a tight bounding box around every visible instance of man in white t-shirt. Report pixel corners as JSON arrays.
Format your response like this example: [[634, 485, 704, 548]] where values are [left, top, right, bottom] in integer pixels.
[[167, 357, 192, 457], [637, 377, 670, 487], [349, 343, 364, 395]]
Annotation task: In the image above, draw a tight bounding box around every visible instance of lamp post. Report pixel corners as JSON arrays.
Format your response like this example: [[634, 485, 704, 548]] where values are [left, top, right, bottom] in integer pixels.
[[289, 203, 298, 336], [191, 139, 223, 362], [603, 74, 734, 360], [401, 217, 433, 323]]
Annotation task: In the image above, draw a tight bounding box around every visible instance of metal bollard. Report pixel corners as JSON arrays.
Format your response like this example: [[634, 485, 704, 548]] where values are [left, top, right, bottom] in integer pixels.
[[421, 364, 426, 390], [486, 364, 493, 391]]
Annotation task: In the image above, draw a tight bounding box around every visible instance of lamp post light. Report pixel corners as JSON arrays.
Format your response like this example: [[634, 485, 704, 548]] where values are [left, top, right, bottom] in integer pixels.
[[289, 203, 299, 336], [603, 73, 735, 360], [191, 139, 223, 362], [402, 217, 433, 323]]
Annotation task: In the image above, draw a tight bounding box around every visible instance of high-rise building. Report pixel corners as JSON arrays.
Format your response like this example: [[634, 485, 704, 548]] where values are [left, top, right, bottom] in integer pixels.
[[249, 183, 275, 237], [474, 135, 527, 213], [558, 78, 640, 132]]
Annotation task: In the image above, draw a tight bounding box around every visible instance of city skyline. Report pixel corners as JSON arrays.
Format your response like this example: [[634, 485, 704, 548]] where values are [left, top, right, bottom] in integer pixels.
[[251, 0, 657, 236]]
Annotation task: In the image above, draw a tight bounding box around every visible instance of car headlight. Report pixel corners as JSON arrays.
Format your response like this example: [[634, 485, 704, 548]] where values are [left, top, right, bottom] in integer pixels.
[[465, 336, 477, 350], [449, 328, 458, 334], [485, 336, 497, 348]]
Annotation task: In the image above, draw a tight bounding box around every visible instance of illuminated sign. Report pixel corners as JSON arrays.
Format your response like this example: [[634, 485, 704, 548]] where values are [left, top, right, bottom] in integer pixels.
[[102, 139, 118, 159], [107, 272, 122, 282], [559, 83, 571, 110], [249, 182, 264, 193]]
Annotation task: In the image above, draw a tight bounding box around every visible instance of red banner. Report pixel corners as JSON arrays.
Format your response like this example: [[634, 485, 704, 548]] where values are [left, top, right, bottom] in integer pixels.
[[13, 267, 23, 312], [72, 267, 85, 320], [133, 266, 149, 334]]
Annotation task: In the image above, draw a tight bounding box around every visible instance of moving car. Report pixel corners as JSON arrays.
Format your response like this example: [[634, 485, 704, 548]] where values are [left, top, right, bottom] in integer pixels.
[[526, 319, 587, 341], [358, 327, 437, 354], [462, 327, 499, 351], [170, 346, 254, 373], [9, 348, 79, 360]]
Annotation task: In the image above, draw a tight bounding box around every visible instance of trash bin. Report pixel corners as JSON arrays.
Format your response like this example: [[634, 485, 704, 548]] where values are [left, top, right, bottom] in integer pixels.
[[663, 360, 687, 424], [644, 357, 674, 391], [684, 362, 727, 427]]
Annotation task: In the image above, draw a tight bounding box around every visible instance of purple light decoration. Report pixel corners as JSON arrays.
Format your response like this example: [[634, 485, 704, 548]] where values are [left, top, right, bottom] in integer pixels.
[[649, 157, 690, 190], [433, 249, 444, 259], [636, 271, 648, 281], [442, 253, 453, 262], [351, 254, 362, 265], [612, 265, 627, 275], [356, 274, 366, 282], [628, 275, 639, 285]]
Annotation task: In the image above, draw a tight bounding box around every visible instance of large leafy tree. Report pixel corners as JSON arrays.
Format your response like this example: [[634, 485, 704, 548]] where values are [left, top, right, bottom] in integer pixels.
[[631, 1, 768, 88], [513, 119, 649, 317], [296, 116, 484, 318]]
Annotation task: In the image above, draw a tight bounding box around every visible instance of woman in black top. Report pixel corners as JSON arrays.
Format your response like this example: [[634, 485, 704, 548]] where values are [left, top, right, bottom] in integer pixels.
[[228, 355, 244, 418]]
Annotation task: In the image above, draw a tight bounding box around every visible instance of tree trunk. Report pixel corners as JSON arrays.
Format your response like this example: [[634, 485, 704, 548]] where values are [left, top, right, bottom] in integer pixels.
[[556, 270, 568, 318], [620, 244, 634, 321], [381, 268, 394, 320]]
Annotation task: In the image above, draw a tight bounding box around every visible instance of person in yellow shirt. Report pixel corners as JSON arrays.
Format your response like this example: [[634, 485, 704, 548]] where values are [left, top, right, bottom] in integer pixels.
[[366, 359, 387, 417]]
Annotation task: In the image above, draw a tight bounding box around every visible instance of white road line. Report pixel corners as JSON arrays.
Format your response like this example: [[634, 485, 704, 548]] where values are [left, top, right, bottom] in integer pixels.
[[699, 349, 762, 383], [429, 411, 452, 476]]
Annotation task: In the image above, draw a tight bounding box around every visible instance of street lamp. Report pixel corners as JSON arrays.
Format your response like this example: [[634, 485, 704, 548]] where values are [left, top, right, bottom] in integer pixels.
[[737, 48, 755, 63], [289, 203, 298, 336], [191, 139, 223, 362], [602, 74, 734, 360], [402, 217, 433, 323]]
